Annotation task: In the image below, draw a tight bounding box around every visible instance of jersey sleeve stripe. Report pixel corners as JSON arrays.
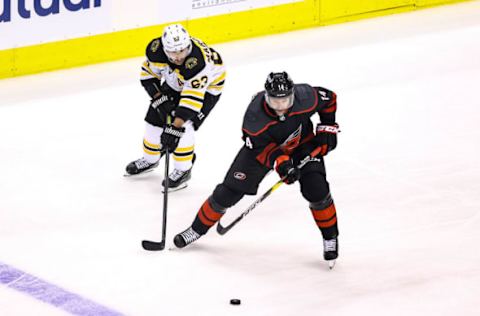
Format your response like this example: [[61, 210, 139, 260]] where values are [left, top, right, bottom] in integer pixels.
[[320, 103, 337, 113], [211, 71, 226, 85], [141, 62, 160, 79], [179, 99, 202, 110], [255, 143, 278, 166], [181, 89, 205, 98], [181, 95, 204, 103], [208, 85, 224, 91]]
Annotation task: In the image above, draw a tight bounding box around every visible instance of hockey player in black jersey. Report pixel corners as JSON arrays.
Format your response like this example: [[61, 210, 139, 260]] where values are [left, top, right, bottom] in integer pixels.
[[125, 24, 226, 192], [174, 72, 340, 264]]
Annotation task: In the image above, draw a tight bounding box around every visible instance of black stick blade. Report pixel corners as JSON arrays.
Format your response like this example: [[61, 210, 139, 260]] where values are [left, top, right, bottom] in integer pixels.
[[216, 222, 233, 235], [142, 240, 166, 251]]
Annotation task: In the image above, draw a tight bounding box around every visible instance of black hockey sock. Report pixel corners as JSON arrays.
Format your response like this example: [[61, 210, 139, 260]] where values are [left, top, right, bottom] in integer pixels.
[[191, 198, 225, 235], [310, 202, 339, 240]]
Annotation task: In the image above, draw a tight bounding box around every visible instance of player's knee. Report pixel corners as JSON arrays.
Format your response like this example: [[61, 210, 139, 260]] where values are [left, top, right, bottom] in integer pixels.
[[300, 172, 330, 203], [212, 183, 244, 208], [309, 192, 334, 210]]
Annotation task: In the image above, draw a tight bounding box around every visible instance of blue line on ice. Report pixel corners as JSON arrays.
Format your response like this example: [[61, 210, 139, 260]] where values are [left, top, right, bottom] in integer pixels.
[[0, 261, 124, 316]]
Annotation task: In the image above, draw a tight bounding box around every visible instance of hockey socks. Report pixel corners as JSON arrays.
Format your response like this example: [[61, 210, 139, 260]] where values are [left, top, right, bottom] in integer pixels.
[[192, 198, 226, 234], [309, 194, 338, 239], [174, 198, 226, 248]]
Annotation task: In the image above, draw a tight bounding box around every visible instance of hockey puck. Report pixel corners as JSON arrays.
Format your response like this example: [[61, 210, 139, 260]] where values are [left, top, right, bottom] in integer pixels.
[[230, 299, 241, 305]]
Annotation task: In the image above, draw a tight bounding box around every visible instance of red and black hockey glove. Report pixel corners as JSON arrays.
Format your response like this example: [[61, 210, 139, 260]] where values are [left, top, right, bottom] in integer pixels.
[[161, 124, 185, 152], [314, 123, 340, 156], [275, 155, 300, 184]]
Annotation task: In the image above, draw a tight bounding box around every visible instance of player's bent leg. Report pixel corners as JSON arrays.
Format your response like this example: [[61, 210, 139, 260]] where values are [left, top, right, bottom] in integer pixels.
[[174, 147, 267, 248], [174, 184, 244, 248], [125, 123, 164, 176], [300, 171, 339, 262], [163, 121, 195, 191]]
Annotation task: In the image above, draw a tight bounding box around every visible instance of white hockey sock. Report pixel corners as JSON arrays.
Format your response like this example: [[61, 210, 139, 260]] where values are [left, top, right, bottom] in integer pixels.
[[173, 121, 195, 171], [142, 123, 163, 164]]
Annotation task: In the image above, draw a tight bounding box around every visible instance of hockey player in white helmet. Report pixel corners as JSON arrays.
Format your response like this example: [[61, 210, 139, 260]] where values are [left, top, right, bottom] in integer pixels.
[[125, 23, 226, 192]]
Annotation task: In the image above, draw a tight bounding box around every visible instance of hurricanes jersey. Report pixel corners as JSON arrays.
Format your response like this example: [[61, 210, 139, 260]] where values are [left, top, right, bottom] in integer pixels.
[[140, 37, 226, 115], [241, 84, 337, 169]]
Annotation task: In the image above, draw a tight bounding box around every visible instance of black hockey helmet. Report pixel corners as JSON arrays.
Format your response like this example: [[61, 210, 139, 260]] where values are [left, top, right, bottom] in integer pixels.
[[264, 72, 295, 113], [265, 72, 294, 97]]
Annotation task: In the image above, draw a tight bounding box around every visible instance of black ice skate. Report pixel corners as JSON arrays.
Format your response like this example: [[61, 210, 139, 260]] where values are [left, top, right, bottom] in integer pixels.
[[323, 237, 338, 269], [162, 168, 192, 192], [173, 227, 202, 248], [124, 158, 159, 176], [162, 153, 196, 192]]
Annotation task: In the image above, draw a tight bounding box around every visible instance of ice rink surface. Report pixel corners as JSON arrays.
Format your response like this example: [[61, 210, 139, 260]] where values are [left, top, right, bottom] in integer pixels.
[[1, 1, 480, 315]]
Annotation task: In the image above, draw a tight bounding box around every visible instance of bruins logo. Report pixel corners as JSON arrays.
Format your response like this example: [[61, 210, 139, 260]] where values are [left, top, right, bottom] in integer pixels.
[[150, 39, 160, 52], [185, 57, 198, 69]]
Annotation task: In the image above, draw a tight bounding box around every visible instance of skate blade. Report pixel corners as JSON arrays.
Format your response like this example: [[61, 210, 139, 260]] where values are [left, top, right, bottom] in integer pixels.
[[123, 169, 155, 177], [162, 183, 188, 193], [327, 260, 336, 270]]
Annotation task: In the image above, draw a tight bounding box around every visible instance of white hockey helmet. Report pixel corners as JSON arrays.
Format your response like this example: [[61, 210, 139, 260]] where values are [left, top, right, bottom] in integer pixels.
[[161, 24, 191, 53]]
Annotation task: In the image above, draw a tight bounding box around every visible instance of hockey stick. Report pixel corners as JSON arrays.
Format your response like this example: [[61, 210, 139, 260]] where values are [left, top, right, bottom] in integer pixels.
[[216, 146, 322, 235], [142, 116, 172, 251]]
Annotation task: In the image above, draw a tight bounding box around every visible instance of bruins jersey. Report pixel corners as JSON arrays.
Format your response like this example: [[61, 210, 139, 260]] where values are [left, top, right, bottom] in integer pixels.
[[140, 37, 226, 118], [242, 84, 337, 169]]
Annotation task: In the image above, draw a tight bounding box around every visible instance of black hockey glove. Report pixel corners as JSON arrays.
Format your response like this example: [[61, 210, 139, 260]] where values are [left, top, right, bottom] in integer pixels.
[[151, 94, 176, 120], [275, 155, 300, 184], [314, 123, 340, 156], [161, 124, 185, 152]]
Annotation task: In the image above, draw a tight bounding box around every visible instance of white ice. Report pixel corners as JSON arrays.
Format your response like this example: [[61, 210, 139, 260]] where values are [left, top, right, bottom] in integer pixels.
[[1, 1, 480, 315]]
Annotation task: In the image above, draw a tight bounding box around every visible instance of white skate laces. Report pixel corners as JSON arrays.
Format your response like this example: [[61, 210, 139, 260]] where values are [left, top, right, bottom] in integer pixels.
[[323, 238, 337, 252], [180, 227, 200, 244], [170, 169, 187, 181], [135, 158, 153, 169]]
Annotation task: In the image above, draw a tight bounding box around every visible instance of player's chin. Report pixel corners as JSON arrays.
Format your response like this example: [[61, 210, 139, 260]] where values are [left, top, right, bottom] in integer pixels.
[[172, 59, 185, 65]]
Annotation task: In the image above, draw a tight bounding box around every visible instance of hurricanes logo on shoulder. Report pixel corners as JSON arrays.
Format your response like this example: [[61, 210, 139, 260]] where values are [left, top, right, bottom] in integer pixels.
[[234, 172, 247, 180]]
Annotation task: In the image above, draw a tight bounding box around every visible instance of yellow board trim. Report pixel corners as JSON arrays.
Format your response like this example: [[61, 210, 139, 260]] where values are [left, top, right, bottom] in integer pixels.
[[0, 0, 471, 79]]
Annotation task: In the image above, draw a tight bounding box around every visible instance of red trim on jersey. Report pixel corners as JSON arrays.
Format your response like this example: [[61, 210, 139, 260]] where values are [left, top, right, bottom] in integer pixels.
[[319, 92, 337, 113], [256, 143, 278, 166], [243, 101, 280, 136], [243, 122, 279, 137], [320, 103, 337, 113]]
